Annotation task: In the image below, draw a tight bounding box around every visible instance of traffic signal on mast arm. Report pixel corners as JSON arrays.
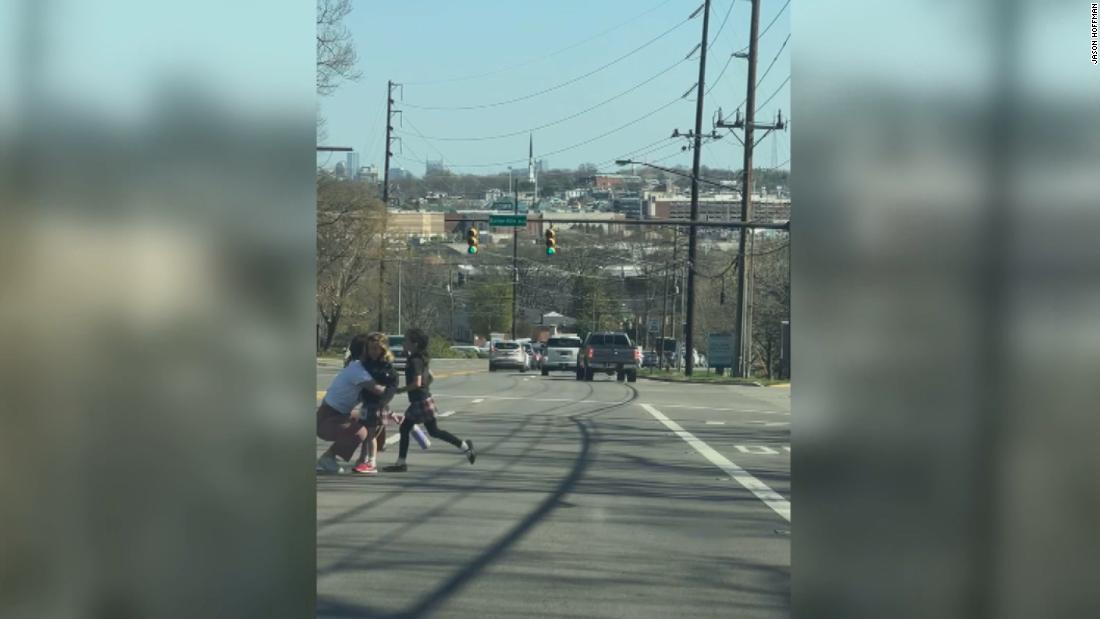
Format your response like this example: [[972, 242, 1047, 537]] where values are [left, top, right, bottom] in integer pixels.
[[466, 227, 479, 254], [545, 227, 557, 256]]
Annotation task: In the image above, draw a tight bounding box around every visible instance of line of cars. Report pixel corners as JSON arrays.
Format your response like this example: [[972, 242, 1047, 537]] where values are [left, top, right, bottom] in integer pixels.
[[487, 331, 644, 383]]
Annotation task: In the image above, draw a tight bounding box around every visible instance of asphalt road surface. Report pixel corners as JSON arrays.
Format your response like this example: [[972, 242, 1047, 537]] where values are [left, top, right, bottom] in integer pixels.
[[316, 359, 790, 618]]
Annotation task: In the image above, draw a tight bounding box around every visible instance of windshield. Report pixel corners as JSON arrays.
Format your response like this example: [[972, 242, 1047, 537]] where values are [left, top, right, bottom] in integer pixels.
[[388, 336, 405, 348], [495, 342, 519, 350], [547, 338, 582, 348]]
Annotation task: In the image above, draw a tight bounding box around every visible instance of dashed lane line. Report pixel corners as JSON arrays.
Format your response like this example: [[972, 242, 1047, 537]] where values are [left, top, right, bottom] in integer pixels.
[[640, 403, 790, 522]]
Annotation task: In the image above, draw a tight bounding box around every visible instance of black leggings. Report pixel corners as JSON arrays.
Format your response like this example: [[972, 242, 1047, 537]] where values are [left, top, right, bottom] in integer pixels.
[[399, 417, 463, 458]]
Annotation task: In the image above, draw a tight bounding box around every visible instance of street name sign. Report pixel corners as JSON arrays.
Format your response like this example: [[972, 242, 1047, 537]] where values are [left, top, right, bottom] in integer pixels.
[[489, 214, 528, 227]]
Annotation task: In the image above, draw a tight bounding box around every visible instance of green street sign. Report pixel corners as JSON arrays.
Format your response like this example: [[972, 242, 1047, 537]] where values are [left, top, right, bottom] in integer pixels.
[[489, 214, 528, 227]]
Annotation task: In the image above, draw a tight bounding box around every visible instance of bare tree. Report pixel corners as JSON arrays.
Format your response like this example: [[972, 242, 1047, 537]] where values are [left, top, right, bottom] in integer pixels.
[[317, 0, 362, 96], [317, 174, 385, 351]]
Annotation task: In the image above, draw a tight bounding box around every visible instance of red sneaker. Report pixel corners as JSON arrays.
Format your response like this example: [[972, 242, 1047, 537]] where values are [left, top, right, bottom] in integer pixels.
[[352, 462, 377, 475]]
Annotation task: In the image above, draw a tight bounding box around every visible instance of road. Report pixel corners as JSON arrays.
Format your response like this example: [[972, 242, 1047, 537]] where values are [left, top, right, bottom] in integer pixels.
[[316, 359, 790, 618]]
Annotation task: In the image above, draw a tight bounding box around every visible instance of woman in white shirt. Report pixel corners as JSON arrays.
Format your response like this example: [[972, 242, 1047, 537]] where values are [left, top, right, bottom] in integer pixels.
[[316, 334, 388, 473]]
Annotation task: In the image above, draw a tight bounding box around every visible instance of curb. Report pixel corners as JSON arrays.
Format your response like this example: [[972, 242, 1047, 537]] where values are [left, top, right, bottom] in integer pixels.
[[637, 374, 767, 387]]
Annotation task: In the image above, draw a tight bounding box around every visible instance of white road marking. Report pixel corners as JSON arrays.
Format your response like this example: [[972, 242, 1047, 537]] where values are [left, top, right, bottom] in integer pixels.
[[735, 445, 780, 455], [783, 446, 791, 452], [438, 411, 456, 417], [471, 398, 484, 404], [705, 421, 726, 425], [765, 421, 788, 427], [660, 404, 784, 414], [640, 403, 790, 522]]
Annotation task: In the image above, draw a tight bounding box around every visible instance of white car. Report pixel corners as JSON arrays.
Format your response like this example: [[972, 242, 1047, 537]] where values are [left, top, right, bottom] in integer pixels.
[[540, 336, 583, 375], [488, 340, 528, 372]]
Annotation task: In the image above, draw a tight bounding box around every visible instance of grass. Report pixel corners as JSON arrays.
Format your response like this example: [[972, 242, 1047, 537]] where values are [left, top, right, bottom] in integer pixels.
[[640, 368, 789, 386]]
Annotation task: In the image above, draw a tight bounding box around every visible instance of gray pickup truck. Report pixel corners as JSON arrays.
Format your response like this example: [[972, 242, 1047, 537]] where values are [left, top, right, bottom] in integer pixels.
[[576, 331, 639, 382]]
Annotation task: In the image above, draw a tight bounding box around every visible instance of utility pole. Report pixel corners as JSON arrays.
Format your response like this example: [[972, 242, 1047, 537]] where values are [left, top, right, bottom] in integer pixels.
[[379, 80, 400, 331], [734, 1, 760, 379], [683, 0, 711, 376]]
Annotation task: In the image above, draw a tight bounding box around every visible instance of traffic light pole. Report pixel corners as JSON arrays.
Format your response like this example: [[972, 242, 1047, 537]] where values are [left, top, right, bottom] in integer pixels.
[[512, 182, 519, 340]]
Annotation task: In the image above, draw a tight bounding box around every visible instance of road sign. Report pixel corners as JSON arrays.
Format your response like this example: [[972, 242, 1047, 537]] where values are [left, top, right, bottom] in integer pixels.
[[707, 332, 735, 367], [648, 318, 660, 333], [489, 214, 528, 227]]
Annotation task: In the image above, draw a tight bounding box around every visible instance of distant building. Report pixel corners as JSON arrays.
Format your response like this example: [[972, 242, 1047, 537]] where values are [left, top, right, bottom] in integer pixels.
[[389, 167, 412, 181], [386, 210, 444, 238], [357, 165, 379, 185], [647, 194, 791, 223], [346, 152, 360, 180], [425, 159, 446, 175], [591, 174, 642, 190]]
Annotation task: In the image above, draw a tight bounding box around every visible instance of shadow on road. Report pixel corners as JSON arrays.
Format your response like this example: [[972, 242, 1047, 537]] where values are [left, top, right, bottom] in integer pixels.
[[317, 384, 640, 618]]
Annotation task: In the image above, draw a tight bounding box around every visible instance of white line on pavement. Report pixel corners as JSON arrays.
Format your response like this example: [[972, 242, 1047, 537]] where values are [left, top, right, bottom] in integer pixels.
[[706, 421, 726, 425], [438, 411, 456, 417], [471, 398, 484, 404], [736, 445, 780, 455], [659, 404, 784, 414], [640, 403, 790, 522]]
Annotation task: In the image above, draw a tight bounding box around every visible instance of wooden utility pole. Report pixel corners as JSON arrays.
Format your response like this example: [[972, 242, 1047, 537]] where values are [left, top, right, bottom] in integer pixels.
[[683, 0, 711, 376], [734, 1, 761, 378]]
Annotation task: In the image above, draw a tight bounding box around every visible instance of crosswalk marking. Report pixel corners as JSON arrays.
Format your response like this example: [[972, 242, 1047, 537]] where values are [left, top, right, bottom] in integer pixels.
[[736, 445, 780, 455]]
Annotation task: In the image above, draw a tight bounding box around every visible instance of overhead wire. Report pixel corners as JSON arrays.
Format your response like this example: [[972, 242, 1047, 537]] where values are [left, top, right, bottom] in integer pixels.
[[423, 95, 690, 169], [398, 57, 691, 142], [400, 0, 680, 86], [401, 9, 699, 111]]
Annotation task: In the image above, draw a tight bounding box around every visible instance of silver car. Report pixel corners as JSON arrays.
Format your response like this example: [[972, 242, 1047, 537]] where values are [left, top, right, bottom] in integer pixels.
[[488, 340, 528, 372]]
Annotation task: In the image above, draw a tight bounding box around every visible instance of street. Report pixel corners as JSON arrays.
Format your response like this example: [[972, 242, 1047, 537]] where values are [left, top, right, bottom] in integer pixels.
[[316, 359, 790, 618]]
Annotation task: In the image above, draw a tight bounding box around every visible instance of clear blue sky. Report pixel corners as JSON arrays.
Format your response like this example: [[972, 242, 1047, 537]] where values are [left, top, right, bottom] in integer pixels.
[[317, 0, 790, 176]]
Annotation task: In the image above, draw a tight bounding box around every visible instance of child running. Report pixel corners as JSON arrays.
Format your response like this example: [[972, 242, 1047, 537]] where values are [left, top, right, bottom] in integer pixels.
[[316, 334, 389, 474], [351, 332, 400, 474], [383, 328, 476, 472]]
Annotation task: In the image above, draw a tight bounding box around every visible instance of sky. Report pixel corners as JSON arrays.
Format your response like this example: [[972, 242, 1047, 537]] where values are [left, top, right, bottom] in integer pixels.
[[317, 0, 791, 177]]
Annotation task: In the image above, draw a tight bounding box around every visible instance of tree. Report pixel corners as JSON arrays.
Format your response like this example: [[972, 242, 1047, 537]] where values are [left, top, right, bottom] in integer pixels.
[[467, 278, 513, 339], [316, 174, 385, 351], [750, 236, 790, 378], [317, 0, 362, 96]]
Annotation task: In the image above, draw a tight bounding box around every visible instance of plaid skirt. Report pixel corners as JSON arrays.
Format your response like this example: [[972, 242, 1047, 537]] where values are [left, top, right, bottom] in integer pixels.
[[404, 397, 438, 423]]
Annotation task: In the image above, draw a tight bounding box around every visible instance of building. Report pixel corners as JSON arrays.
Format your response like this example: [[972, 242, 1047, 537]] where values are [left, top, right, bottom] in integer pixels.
[[591, 173, 642, 190], [357, 165, 379, 185], [647, 193, 791, 223], [389, 167, 412, 181], [346, 152, 360, 180], [386, 210, 445, 238]]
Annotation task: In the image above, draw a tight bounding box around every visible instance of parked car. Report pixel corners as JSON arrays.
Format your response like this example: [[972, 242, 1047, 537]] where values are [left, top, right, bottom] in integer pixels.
[[541, 336, 583, 375], [449, 345, 481, 358], [577, 331, 639, 382], [489, 340, 528, 372], [388, 335, 407, 370], [523, 342, 541, 370], [641, 350, 658, 368]]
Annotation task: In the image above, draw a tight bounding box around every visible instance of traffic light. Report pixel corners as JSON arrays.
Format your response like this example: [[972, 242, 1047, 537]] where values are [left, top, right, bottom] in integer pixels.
[[545, 227, 557, 256], [466, 227, 479, 254]]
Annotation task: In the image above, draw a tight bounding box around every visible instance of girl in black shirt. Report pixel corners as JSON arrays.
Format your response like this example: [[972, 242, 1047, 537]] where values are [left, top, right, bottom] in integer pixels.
[[383, 328, 475, 472]]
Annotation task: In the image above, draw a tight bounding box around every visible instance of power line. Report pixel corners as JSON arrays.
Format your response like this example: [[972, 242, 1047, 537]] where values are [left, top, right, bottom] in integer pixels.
[[397, 57, 690, 142], [400, 0, 680, 86], [753, 33, 790, 93], [756, 74, 790, 112], [401, 10, 697, 111], [734, 0, 790, 54], [418, 96, 690, 169]]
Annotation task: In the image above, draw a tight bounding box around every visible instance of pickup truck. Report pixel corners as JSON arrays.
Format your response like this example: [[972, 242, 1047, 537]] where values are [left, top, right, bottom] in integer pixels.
[[576, 331, 640, 382]]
